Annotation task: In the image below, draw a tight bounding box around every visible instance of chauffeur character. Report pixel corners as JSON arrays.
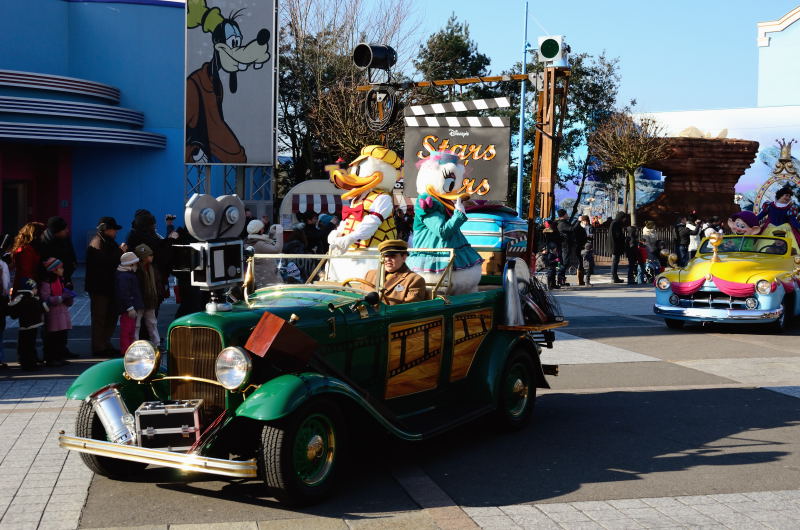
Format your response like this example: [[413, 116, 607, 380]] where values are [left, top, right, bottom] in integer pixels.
[[365, 240, 426, 305]]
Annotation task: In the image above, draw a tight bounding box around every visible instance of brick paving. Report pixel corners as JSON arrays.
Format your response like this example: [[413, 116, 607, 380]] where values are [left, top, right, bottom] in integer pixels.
[[2, 273, 800, 528]]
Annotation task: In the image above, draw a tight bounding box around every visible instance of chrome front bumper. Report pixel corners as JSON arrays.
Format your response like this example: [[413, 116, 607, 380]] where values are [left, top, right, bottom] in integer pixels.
[[653, 304, 783, 322], [58, 435, 257, 478]]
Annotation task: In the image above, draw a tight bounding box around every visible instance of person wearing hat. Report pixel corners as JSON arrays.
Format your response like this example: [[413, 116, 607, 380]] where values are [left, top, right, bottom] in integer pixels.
[[133, 243, 162, 347], [40, 216, 77, 288], [39, 257, 75, 367], [86, 216, 125, 356], [364, 240, 426, 305], [328, 145, 401, 254], [245, 219, 283, 286], [115, 252, 143, 354]]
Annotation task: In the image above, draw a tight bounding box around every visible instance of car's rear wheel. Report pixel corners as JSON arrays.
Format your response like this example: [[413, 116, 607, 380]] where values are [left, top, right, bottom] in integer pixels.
[[75, 401, 147, 478], [258, 399, 345, 506], [494, 350, 536, 430], [665, 318, 684, 330]]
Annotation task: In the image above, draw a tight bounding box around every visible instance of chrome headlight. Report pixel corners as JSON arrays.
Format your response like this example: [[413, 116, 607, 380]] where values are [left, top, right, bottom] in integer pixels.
[[669, 294, 680, 306], [656, 277, 671, 290], [215, 347, 253, 391], [744, 297, 758, 310], [123, 340, 160, 381], [755, 280, 772, 295]]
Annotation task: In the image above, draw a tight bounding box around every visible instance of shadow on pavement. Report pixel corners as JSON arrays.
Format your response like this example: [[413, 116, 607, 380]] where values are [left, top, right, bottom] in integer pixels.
[[80, 387, 800, 525]]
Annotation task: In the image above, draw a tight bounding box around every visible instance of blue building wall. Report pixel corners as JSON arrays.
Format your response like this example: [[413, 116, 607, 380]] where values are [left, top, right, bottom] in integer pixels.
[[66, 1, 184, 257], [758, 15, 800, 107], [0, 0, 185, 260], [0, 0, 71, 76]]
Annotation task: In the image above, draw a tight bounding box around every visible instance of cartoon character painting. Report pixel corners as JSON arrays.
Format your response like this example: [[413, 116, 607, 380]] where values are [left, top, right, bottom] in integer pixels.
[[406, 151, 483, 295], [185, 0, 272, 163]]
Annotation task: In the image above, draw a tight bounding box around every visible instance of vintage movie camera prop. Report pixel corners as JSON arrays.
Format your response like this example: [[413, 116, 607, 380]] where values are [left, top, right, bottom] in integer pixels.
[[173, 194, 247, 311]]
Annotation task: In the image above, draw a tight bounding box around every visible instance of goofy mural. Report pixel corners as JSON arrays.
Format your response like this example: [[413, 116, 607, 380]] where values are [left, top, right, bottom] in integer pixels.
[[185, 0, 272, 163]]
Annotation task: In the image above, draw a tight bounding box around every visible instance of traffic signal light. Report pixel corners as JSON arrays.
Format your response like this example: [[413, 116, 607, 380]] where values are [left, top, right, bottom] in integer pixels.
[[537, 36, 569, 66]]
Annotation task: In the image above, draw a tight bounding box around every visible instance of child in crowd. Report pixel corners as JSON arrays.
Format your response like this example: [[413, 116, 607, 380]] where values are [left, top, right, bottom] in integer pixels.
[[133, 244, 161, 347], [115, 252, 143, 354], [0, 253, 9, 370], [535, 243, 560, 290], [39, 258, 75, 367], [581, 242, 595, 287], [8, 278, 47, 371]]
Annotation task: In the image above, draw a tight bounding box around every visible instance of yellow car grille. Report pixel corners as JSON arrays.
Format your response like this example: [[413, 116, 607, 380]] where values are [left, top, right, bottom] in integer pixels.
[[168, 326, 226, 421]]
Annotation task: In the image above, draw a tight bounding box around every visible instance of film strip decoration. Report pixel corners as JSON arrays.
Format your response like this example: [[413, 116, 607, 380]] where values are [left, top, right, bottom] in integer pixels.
[[404, 116, 510, 128], [405, 97, 511, 117], [385, 317, 444, 399], [450, 309, 493, 382]]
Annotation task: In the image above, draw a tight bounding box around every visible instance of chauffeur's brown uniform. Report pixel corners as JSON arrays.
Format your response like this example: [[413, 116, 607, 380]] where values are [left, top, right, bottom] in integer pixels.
[[365, 264, 427, 305]]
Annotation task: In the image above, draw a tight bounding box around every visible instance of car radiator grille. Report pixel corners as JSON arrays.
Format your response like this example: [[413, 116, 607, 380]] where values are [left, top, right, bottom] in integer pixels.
[[677, 292, 749, 309], [168, 326, 226, 421]]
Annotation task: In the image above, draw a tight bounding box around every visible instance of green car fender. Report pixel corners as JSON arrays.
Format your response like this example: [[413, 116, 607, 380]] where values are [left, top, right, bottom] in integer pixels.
[[235, 373, 423, 441], [477, 333, 548, 405], [65, 359, 162, 411]]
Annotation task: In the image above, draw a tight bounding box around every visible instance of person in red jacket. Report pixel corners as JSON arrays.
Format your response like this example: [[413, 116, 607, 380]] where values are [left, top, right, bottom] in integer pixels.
[[10, 222, 46, 293]]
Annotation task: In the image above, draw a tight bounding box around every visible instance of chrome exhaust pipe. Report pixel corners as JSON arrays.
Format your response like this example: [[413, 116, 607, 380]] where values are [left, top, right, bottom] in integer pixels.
[[88, 385, 137, 445], [503, 258, 525, 326]]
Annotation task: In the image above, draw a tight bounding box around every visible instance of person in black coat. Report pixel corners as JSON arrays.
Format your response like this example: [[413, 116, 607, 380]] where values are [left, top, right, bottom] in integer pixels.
[[609, 212, 627, 283], [573, 216, 589, 286], [7, 278, 47, 371], [556, 209, 574, 286], [674, 215, 692, 267], [86, 217, 124, 356], [40, 217, 78, 288]]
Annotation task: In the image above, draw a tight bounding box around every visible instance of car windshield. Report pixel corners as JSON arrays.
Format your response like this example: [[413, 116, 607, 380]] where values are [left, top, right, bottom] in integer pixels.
[[246, 248, 455, 295], [698, 236, 788, 255]]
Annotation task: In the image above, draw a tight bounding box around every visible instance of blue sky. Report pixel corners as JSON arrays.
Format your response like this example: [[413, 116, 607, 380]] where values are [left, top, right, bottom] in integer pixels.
[[405, 0, 799, 112]]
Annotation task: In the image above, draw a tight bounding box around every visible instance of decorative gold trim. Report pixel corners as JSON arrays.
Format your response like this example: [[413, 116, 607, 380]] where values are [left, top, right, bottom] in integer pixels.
[[384, 315, 445, 400], [58, 435, 257, 478], [151, 375, 224, 388], [450, 308, 494, 382]]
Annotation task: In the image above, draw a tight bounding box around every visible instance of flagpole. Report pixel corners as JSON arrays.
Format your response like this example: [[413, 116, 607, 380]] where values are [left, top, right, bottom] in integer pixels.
[[515, 0, 529, 216]]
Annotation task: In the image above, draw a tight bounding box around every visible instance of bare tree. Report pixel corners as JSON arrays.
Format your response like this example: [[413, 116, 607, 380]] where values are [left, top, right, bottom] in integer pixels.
[[278, 0, 418, 184], [589, 112, 669, 225]]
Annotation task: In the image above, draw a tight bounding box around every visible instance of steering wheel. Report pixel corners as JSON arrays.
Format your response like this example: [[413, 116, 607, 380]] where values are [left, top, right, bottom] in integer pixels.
[[340, 278, 376, 290]]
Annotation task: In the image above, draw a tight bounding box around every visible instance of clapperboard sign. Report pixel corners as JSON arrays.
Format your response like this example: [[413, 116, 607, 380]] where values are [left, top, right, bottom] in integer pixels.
[[403, 97, 511, 202]]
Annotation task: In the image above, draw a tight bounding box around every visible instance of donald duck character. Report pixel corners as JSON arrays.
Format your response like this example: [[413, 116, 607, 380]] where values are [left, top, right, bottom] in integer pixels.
[[328, 145, 400, 253], [407, 151, 483, 295]]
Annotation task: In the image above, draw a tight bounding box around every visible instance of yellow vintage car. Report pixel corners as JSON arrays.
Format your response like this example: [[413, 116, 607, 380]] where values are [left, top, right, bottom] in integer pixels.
[[653, 234, 800, 331]]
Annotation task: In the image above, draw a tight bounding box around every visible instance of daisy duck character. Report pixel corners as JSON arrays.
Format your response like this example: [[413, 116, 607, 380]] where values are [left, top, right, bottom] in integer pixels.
[[406, 151, 483, 295], [328, 145, 400, 253]]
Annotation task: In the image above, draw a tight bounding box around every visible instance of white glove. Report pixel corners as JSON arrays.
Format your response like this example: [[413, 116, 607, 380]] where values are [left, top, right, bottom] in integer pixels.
[[127, 309, 137, 319], [454, 196, 466, 214], [330, 234, 356, 252]]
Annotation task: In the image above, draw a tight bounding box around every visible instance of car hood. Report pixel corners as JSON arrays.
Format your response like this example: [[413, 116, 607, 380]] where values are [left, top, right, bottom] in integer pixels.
[[168, 286, 366, 345], [671, 253, 792, 283]]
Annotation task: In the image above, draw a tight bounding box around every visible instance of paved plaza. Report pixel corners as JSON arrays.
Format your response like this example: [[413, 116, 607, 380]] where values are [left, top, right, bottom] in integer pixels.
[[2, 277, 800, 529]]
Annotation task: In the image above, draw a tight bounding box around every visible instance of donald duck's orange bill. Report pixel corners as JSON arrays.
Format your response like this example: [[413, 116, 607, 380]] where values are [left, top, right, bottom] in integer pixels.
[[331, 169, 384, 200]]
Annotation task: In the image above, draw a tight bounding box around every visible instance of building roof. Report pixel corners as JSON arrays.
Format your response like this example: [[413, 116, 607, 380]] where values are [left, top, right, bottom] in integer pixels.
[[757, 5, 800, 47]]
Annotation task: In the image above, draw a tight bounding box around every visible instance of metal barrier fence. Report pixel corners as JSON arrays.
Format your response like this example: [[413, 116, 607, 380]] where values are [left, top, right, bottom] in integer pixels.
[[590, 226, 677, 258]]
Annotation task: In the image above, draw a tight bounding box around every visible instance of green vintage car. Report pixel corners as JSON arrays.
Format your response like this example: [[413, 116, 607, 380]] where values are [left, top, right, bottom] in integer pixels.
[[59, 251, 563, 504]]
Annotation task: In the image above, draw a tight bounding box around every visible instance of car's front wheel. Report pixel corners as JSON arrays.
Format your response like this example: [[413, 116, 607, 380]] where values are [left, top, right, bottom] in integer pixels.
[[772, 301, 789, 333], [258, 399, 345, 505], [75, 401, 147, 478], [665, 318, 684, 330], [494, 350, 536, 430]]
